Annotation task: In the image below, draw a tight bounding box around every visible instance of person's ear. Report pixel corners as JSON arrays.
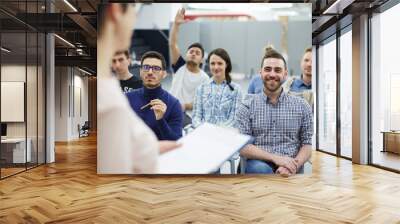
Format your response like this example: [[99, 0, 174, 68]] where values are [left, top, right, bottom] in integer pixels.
[[162, 71, 167, 79]]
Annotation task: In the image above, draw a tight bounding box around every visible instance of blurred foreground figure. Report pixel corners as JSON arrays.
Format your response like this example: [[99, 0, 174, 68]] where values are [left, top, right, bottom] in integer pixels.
[[97, 3, 179, 174]]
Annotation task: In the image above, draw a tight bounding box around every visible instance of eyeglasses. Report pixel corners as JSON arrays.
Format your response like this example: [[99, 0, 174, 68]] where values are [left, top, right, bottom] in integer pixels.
[[141, 64, 162, 73]]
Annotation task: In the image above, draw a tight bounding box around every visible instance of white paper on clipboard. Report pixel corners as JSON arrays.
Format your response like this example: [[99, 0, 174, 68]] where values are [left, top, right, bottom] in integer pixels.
[[157, 123, 252, 174]]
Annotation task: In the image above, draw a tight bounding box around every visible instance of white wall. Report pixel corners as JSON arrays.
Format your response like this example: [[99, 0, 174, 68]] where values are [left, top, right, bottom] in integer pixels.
[[0, 65, 26, 129], [177, 20, 310, 76], [55, 66, 69, 141], [1, 64, 46, 164], [1, 65, 34, 137], [136, 4, 176, 30], [1, 82, 25, 122], [135, 3, 310, 30], [72, 73, 89, 138], [55, 67, 89, 141]]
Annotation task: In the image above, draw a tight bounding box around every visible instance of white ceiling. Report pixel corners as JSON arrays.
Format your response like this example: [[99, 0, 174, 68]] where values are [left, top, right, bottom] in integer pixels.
[[183, 3, 311, 21]]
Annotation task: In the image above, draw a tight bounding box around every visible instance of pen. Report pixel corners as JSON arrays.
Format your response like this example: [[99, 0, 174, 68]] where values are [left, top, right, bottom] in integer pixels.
[[140, 102, 152, 110]]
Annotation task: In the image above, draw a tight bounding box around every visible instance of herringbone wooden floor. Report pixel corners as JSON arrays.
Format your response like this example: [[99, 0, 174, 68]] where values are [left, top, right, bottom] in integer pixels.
[[1, 135, 400, 224]]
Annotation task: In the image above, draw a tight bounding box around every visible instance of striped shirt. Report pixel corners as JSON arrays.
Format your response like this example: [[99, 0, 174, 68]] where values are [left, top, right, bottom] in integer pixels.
[[192, 79, 242, 128], [235, 90, 313, 158]]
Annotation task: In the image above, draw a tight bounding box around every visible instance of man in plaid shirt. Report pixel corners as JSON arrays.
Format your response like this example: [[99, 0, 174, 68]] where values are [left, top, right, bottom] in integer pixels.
[[236, 48, 313, 176]]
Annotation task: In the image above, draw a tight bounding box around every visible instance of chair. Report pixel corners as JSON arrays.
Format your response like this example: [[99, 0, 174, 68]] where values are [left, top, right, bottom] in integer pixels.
[[239, 156, 247, 174], [182, 124, 194, 136], [227, 153, 240, 174], [78, 121, 90, 138]]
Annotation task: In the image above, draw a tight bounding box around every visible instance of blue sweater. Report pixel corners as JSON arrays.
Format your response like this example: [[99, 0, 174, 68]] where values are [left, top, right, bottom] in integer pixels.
[[126, 86, 183, 140]]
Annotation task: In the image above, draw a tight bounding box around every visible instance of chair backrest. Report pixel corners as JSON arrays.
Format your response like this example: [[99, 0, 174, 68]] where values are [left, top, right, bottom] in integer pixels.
[[82, 121, 90, 129]]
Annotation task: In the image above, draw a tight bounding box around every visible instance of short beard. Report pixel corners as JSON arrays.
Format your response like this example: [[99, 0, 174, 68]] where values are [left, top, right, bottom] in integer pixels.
[[186, 60, 199, 68], [265, 84, 281, 93], [263, 78, 282, 93], [304, 72, 312, 77]]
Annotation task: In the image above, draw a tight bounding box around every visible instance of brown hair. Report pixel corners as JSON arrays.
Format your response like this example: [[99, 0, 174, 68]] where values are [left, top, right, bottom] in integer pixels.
[[207, 48, 234, 91], [98, 3, 131, 37], [304, 47, 312, 54], [260, 46, 287, 70], [114, 50, 130, 59]]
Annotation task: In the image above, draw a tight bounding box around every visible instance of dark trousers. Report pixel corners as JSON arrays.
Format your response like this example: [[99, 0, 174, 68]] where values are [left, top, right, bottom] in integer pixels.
[[182, 112, 192, 128]]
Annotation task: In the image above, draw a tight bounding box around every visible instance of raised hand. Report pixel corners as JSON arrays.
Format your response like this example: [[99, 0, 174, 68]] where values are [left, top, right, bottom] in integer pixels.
[[174, 8, 186, 25]]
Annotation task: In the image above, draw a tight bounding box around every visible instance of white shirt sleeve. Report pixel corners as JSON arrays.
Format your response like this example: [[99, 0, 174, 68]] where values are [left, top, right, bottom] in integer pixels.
[[97, 77, 159, 174]]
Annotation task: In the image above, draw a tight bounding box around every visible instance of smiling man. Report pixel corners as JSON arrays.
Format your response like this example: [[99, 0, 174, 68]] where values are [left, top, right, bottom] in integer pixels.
[[126, 51, 183, 140], [236, 48, 313, 177], [249, 47, 314, 106]]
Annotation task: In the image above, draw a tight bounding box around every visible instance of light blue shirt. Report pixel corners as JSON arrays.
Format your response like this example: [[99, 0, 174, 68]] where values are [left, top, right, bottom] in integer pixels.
[[192, 79, 242, 128], [247, 75, 312, 94], [290, 76, 312, 92], [247, 75, 263, 94]]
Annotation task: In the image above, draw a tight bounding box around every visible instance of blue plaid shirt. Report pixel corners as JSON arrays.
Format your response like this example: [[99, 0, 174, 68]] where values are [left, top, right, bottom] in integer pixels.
[[235, 90, 313, 158], [192, 79, 242, 128]]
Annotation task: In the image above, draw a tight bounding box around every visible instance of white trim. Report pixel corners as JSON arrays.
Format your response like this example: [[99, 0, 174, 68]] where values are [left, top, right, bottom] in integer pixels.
[[63, 0, 78, 12]]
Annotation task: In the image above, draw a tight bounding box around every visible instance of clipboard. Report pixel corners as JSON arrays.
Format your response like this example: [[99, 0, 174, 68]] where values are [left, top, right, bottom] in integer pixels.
[[157, 123, 253, 174]]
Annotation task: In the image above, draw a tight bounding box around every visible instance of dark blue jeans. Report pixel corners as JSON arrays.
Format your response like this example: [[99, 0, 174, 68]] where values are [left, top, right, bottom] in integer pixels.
[[245, 159, 304, 174], [245, 159, 277, 174]]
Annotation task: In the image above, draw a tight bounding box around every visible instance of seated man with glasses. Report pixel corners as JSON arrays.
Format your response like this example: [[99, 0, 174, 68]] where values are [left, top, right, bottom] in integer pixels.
[[126, 51, 183, 140]]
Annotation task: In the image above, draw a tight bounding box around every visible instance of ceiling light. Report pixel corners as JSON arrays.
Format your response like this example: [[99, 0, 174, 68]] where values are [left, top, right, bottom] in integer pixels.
[[63, 0, 78, 12], [78, 67, 92, 76], [1, 47, 11, 53], [188, 3, 293, 11], [275, 11, 299, 16], [258, 3, 293, 9], [187, 3, 226, 10], [322, 0, 354, 15], [54, 34, 75, 48]]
